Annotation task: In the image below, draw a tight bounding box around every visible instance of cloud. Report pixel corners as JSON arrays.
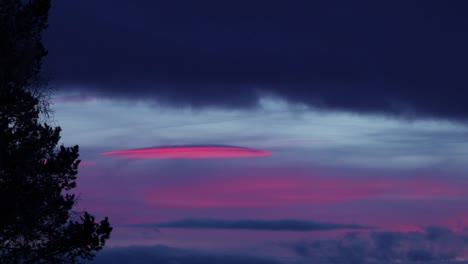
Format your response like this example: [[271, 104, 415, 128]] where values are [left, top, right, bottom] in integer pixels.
[[100, 145, 271, 159], [84, 245, 285, 264], [285, 226, 468, 264], [44, 1, 468, 120], [130, 218, 369, 232], [426, 225, 453, 241], [142, 173, 468, 209], [84, 227, 468, 264]]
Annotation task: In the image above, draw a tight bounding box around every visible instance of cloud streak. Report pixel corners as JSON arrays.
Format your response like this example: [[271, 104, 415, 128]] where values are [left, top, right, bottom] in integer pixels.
[[131, 218, 369, 232], [84, 245, 284, 264], [100, 145, 271, 159]]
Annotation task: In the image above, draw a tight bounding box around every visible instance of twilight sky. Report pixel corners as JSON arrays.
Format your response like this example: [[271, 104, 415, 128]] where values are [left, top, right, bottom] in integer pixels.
[[43, 1, 468, 263]]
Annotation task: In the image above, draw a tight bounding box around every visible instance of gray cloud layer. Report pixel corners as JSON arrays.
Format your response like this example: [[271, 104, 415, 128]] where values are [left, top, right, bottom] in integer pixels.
[[130, 218, 369, 231]]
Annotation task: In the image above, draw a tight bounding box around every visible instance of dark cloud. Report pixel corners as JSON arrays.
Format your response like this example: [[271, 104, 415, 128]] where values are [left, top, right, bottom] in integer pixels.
[[405, 249, 435, 262], [285, 226, 468, 264], [82, 228, 468, 264], [83, 245, 284, 264], [43, 0, 468, 120], [130, 218, 368, 231], [425, 225, 453, 241]]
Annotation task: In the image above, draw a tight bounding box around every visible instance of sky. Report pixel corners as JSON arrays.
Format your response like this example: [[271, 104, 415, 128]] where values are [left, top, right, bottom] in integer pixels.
[[42, 1, 468, 263]]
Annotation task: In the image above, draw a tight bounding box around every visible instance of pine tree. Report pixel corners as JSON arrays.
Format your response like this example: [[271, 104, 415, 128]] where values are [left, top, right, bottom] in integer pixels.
[[0, 1, 112, 263]]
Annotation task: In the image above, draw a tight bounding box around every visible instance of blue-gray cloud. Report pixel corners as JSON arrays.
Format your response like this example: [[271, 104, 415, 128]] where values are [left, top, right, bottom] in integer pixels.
[[130, 218, 369, 231], [85, 226, 468, 264], [286, 226, 468, 264], [84, 245, 284, 264]]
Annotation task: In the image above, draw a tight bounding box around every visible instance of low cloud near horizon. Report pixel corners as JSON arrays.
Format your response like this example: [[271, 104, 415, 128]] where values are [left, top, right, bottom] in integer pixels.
[[85, 245, 284, 264], [87, 226, 468, 264], [285, 226, 468, 264]]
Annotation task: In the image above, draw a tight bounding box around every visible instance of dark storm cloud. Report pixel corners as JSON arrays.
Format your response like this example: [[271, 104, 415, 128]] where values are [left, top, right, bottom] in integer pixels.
[[44, 0, 468, 119], [84, 245, 284, 264], [130, 218, 368, 231]]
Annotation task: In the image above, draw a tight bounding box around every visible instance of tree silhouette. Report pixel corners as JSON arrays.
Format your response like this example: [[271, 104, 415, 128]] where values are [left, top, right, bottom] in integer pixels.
[[0, 1, 112, 263]]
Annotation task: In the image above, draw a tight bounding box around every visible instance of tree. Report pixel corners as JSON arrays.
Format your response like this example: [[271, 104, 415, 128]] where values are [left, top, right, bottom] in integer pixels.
[[0, 1, 112, 263]]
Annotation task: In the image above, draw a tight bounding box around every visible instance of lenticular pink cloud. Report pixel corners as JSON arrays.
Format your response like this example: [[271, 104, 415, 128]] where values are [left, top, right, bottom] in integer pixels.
[[100, 145, 271, 159]]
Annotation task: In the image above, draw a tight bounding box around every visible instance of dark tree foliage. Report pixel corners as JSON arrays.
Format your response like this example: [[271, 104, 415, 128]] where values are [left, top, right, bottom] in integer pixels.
[[0, 1, 112, 263]]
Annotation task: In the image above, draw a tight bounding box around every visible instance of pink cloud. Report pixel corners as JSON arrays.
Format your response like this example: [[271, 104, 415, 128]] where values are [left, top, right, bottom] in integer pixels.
[[100, 145, 271, 159], [74, 162, 468, 233], [144, 174, 468, 209]]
